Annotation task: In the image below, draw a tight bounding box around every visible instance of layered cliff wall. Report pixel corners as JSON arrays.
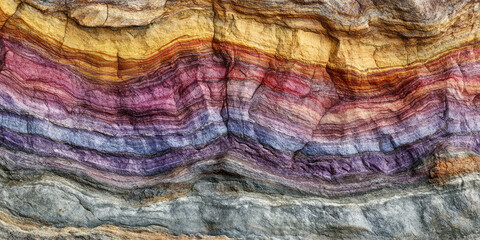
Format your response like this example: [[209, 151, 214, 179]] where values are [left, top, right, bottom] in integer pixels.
[[1, 0, 480, 239]]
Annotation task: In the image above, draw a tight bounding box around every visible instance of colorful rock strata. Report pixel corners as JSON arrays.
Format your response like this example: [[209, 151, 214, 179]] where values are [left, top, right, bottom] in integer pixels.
[[1, 0, 480, 239]]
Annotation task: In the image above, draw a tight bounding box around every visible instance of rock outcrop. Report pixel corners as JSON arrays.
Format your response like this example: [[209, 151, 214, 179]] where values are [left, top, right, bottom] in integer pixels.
[[1, 0, 480, 239]]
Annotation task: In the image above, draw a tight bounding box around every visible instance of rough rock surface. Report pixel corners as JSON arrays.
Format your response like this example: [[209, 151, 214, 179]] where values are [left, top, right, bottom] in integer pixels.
[[0, 0, 480, 239]]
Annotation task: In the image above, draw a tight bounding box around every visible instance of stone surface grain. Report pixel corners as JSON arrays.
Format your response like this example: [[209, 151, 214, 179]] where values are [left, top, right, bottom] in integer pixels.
[[0, 0, 480, 239]]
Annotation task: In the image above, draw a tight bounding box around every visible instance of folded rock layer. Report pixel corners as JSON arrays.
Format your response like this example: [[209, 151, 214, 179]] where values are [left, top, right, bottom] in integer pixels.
[[1, 0, 480, 239]]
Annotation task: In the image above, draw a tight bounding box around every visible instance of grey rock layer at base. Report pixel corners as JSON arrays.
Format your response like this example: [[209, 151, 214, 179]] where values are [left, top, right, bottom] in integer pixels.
[[1, 174, 479, 240]]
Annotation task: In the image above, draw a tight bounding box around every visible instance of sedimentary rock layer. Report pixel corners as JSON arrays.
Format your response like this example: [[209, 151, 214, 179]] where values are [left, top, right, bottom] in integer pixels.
[[1, 0, 480, 238]]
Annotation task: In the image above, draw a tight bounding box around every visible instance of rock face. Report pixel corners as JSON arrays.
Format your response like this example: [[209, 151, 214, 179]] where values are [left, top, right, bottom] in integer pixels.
[[0, 0, 480, 239]]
